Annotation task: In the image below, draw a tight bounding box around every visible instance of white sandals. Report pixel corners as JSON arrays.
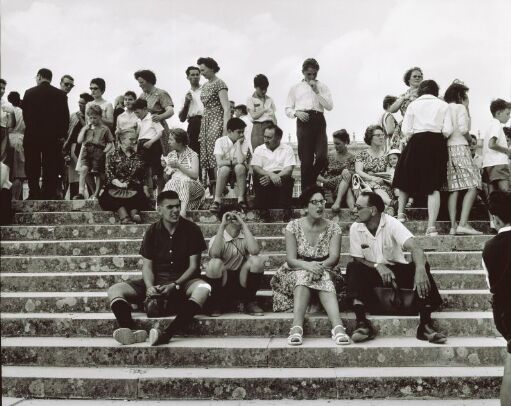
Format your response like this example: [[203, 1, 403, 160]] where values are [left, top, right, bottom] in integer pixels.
[[287, 325, 304, 346], [331, 324, 351, 345]]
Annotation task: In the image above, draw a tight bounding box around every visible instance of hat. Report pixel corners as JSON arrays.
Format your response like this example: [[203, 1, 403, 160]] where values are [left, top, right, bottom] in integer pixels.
[[387, 149, 401, 156]]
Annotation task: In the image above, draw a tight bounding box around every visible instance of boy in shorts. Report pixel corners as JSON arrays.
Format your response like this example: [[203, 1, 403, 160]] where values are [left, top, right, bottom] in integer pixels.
[[75, 104, 114, 199]]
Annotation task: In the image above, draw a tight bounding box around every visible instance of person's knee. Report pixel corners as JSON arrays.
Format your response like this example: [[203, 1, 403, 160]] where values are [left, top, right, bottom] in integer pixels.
[[217, 166, 231, 179], [107, 283, 129, 302], [234, 164, 246, 176], [205, 258, 225, 278], [247, 255, 266, 273], [189, 282, 212, 306]]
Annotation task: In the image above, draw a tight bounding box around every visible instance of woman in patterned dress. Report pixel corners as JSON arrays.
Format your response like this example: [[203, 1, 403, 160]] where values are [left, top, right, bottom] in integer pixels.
[[134, 70, 174, 155], [317, 129, 356, 214], [162, 128, 205, 218], [99, 130, 149, 224], [271, 186, 350, 346], [197, 57, 231, 190], [387, 67, 423, 150], [355, 125, 394, 208]]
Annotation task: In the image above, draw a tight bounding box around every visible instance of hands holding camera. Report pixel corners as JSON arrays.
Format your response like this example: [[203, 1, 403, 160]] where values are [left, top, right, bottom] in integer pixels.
[[221, 210, 244, 227]]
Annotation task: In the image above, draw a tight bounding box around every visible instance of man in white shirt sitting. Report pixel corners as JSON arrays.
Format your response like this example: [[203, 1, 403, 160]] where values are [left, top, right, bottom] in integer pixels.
[[251, 124, 296, 222], [210, 117, 249, 213], [346, 191, 446, 344]]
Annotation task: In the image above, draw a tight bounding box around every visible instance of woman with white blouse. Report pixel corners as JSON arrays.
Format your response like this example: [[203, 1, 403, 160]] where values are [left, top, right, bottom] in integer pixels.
[[392, 80, 453, 236]]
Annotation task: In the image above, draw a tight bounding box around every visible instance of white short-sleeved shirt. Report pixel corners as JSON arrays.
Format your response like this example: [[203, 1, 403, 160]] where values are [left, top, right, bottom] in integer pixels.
[[349, 213, 413, 265], [401, 94, 453, 137], [482, 118, 509, 168], [137, 112, 164, 141], [116, 111, 138, 132], [247, 94, 277, 123], [213, 135, 249, 162], [251, 142, 296, 173]]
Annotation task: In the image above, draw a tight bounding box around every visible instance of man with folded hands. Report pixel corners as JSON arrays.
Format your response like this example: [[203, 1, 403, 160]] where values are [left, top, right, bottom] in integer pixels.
[[107, 190, 211, 346], [345, 191, 446, 344]]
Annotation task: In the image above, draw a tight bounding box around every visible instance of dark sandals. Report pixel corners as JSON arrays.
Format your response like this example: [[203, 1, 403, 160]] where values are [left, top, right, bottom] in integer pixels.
[[416, 323, 447, 344]]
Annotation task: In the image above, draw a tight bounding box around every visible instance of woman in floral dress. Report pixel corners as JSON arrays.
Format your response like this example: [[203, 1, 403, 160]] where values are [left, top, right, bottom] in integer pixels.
[[271, 186, 349, 346], [197, 57, 231, 190]]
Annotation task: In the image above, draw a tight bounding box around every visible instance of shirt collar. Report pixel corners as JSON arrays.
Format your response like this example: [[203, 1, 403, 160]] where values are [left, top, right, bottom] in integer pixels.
[[498, 225, 511, 234], [223, 229, 244, 242], [141, 113, 152, 122], [264, 143, 283, 152], [416, 94, 437, 101], [356, 213, 388, 233]]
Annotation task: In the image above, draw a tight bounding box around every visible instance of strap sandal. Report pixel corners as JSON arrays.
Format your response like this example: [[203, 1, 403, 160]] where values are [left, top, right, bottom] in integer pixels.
[[425, 227, 439, 237], [209, 200, 221, 214], [73, 193, 85, 200], [331, 324, 351, 345], [237, 201, 249, 213], [331, 203, 341, 214], [120, 217, 134, 225], [396, 212, 407, 223], [287, 325, 304, 346]]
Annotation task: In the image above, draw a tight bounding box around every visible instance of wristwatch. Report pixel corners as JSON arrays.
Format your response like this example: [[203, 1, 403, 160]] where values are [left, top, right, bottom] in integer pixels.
[[373, 263, 379, 269], [174, 283, 180, 290]]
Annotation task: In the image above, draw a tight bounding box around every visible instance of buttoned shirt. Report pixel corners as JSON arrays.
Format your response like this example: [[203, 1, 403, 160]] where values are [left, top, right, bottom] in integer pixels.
[[251, 142, 296, 172], [183, 86, 204, 118], [137, 113, 164, 141], [214, 135, 249, 162], [208, 230, 248, 271], [349, 213, 413, 265], [116, 110, 138, 132], [482, 118, 509, 168], [401, 94, 453, 137], [247, 93, 277, 123], [285, 80, 333, 118]]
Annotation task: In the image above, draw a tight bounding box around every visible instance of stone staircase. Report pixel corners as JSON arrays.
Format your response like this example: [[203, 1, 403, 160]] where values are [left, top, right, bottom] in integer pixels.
[[0, 199, 505, 402]]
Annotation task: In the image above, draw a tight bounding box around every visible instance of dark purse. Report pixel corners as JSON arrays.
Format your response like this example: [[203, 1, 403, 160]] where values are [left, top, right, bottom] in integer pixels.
[[144, 293, 172, 318], [107, 187, 138, 199], [372, 280, 418, 315]]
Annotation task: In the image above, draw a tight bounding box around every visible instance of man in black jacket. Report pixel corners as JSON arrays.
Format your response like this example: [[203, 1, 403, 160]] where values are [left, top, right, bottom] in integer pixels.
[[482, 191, 511, 405], [22, 68, 69, 199]]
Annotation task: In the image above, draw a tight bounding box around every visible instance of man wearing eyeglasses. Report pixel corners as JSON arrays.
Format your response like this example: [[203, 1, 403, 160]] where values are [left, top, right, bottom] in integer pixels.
[[346, 191, 446, 344], [285, 58, 333, 192], [59, 75, 75, 95]]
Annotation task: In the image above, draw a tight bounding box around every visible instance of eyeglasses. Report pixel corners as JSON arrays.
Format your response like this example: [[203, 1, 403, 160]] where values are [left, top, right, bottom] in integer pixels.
[[89, 86, 99, 91], [63, 82, 74, 88], [309, 199, 326, 206]]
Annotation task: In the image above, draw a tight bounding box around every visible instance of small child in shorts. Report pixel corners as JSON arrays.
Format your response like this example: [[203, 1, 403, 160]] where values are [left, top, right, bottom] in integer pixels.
[[74, 104, 114, 200]]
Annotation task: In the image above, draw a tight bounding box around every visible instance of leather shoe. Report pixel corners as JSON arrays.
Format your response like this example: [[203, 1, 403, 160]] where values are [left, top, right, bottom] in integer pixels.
[[149, 328, 171, 346], [416, 322, 447, 344], [351, 319, 376, 343], [244, 301, 264, 316]]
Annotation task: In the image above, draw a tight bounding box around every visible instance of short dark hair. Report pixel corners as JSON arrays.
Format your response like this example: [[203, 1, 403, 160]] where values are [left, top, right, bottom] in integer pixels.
[[79, 93, 94, 103], [234, 104, 247, 115], [444, 82, 469, 104], [86, 104, 103, 117], [254, 74, 269, 89], [134, 70, 157, 85], [7, 91, 21, 107], [124, 90, 137, 99], [60, 74, 74, 82], [490, 98, 511, 117], [157, 190, 180, 205], [37, 68, 52, 81], [503, 127, 511, 138], [265, 123, 283, 139], [403, 67, 422, 86], [227, 117, 247, 132], [218, 204, 240, 218], [90, 78, 106, 93], [186, 66, 200, 76], [169, 128, 189, 146], [332, 129, 350, 144], [360, 191, 385, 213], [0, 79, 6, 86], [383, 95, 397, 110], [197, 57, 220, 73], [488, 191, 511, 224], [417, 80, 439, 97], [300, 185, 325, 208], [364, 125, 384, 146], [132, 98, 148, 110], [302, 58, 320, 71]]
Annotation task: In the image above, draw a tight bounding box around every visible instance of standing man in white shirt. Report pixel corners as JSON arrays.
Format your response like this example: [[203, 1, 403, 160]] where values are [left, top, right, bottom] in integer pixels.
[[178, 66, 204, 157], [251, 123, 296, 222], [285, 58, 333, 192], [247, 74, 276, 152]]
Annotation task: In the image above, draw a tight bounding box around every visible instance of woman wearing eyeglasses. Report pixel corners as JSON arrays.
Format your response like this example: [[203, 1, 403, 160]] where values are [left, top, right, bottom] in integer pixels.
[[270, 185, 350, 346]]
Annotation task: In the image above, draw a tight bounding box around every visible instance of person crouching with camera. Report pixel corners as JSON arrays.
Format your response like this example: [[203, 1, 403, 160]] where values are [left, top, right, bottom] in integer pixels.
[[107, 190, 212, 346], [204, 206, 267, 316]]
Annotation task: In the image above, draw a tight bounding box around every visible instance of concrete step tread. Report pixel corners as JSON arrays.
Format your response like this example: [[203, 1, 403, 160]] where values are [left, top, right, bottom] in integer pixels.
[[1, 365, 504, 379]]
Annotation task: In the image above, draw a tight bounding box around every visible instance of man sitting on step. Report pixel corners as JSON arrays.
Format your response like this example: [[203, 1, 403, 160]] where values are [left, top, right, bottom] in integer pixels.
[[482, 191, 511, 406], [345, 191, 446, 344], [107, 190, 211, 346], [205, 206, 266, 316]]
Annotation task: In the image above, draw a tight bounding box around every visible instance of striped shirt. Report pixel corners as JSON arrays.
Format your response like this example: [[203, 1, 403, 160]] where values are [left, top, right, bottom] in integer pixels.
[[208, 230, 248, 270]]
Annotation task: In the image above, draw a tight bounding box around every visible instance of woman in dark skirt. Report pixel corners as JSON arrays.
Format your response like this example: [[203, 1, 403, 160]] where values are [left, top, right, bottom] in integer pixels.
[[393, 80, 453, 236], [99, 130, 150, 224]]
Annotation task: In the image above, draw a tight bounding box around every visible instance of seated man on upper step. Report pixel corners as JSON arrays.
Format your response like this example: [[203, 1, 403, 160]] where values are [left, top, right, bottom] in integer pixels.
[[205, 205, 266, 316], [345, 191, 446, 344], [107, 190, 211, 346]]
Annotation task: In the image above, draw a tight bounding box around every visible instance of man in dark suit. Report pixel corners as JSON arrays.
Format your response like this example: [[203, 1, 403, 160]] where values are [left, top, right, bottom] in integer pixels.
[[482, 191, 511, 405], [22, 68, 69, 199]]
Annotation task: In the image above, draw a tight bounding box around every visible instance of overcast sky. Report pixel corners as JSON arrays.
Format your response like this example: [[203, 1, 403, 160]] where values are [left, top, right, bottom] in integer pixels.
[[1, 0, 510, 141]]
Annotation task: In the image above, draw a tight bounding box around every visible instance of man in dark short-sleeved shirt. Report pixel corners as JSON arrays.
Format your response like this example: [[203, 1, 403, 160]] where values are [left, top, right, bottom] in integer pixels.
[[107, 190, 210, 346]]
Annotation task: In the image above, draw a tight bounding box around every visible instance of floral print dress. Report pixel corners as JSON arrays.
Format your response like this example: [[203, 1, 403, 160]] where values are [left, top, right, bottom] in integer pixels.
[[355, 150, 393, 197], [391, 87, 419, 151], [322, 152, 355, 193], [270, 218, 345, 312]]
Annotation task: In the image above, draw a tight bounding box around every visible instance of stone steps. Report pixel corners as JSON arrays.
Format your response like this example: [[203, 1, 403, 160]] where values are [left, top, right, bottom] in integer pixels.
[[0, 221, 493, 240], [0, 289, 492, 313], [1, 365, 502, 400], [0, 311, 497, 338], [0, 270, 489, 292]]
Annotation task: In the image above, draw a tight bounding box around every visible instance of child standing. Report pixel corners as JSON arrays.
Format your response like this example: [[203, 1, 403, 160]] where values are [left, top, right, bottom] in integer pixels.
[[482, 99, 511, 193], [74, 104, 114, 200]]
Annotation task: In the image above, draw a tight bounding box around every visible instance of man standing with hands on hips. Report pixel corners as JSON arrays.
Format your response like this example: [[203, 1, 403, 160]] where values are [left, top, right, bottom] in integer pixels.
[[285, 58, 333, 192]]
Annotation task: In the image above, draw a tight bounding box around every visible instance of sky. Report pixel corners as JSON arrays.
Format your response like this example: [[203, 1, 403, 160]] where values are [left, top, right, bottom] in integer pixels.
[[1, 0, 510, 142]]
